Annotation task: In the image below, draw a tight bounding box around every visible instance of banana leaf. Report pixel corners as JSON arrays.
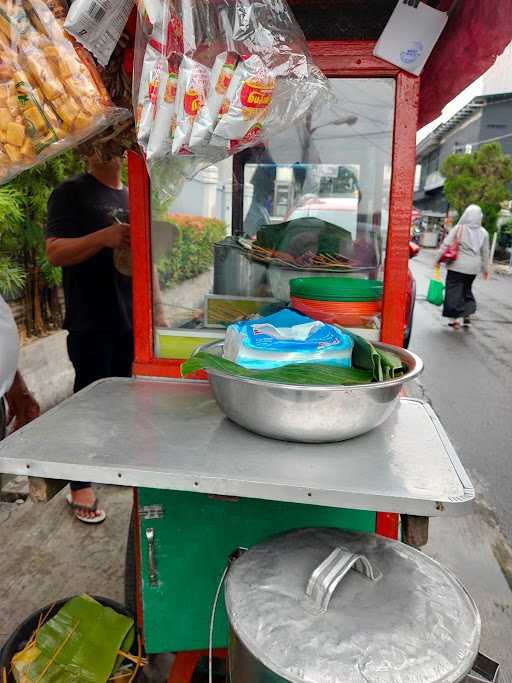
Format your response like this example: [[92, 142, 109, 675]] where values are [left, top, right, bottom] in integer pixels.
[[341, 329, 384, 381], [378, 349, 405, 380], [17, 595, 134, 683], [181, 352, 374, 386]]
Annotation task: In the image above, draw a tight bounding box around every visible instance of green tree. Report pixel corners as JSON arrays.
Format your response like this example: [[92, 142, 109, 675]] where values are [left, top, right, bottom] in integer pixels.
[[441, 143, 512, 234], [0, 151, 84, 336]]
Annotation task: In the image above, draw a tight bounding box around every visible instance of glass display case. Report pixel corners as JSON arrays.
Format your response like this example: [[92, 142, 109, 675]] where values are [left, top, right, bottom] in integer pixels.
[[150, 77, 395, 360]]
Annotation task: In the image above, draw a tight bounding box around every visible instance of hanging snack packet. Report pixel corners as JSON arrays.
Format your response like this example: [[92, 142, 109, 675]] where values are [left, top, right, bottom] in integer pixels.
[[210, 54, 274, 153], [146, 53, 180, 160], [171, 55, 210, 155], [188, 50, 238, 150], [135, 36, 166, 148], [64, 0, 134, 67], [144, 5, 183, 159], [136, 0, 164, 37]]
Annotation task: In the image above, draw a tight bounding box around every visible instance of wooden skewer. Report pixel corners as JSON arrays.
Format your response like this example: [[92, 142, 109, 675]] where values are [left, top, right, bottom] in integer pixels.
[[127, 635, 145, 683], [34, 620, 79, 683], [118, 649, 148, 666]]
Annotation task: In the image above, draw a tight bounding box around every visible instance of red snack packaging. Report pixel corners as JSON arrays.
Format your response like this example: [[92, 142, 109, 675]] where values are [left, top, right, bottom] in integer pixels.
[[171, 55, 211, 155], [210, 54, 275, 152]]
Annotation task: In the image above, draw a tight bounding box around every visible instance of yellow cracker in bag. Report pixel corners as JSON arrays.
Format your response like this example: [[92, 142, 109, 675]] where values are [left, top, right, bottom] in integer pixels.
[[21, 136, 35, 158], [41, 76, 65, 101], [0, 107, 12, 128], [23, 105, 47, 131], [58, 55, 81, 79], [0, 83, 13, 102], [4, 143, 22, 161], [15, 79, 58, 151], [6, 120, 25, 146], [74, 111, 93, 129], [7, 94, 20, 112]]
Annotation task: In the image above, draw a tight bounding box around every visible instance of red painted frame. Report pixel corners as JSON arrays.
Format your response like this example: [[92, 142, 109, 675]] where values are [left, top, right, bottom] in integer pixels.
[[128, 41, 420, 537]]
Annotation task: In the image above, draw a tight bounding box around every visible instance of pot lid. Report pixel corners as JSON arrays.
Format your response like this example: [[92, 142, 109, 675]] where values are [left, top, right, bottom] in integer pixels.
[[225, 529, 480, 683]]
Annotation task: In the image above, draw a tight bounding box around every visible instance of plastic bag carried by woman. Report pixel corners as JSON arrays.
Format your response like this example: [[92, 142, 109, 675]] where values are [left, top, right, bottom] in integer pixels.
[[0, 0, 129, 185], [133, 0, 329, 167], [427, 264, 445, 306]]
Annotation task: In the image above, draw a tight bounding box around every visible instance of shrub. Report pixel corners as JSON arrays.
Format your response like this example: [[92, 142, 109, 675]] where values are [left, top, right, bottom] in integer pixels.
[[157, 214, 226, 288]]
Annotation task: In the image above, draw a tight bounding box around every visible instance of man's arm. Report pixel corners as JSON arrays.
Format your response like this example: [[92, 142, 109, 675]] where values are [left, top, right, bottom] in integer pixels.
[[152, 266, 168, 327], [46, 223, 130, 267], [5, 371, 39, 432]]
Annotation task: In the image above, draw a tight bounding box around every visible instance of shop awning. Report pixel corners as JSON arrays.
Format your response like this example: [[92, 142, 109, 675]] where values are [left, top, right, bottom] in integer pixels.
[[419, 0, 512, 128]]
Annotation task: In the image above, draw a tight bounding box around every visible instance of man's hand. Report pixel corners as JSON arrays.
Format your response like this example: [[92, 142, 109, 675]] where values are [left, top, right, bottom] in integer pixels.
[[483, 271, 489, 281], [100, 223, 130, 249], [46, 223, 131, 267], [5, 372, 40, 432]]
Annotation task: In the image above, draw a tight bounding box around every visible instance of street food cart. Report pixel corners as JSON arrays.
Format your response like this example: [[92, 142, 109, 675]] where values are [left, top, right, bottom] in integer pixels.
[[1, 0, 510, 680]]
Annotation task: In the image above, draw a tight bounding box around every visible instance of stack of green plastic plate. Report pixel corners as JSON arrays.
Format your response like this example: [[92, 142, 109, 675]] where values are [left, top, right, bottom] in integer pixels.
[[290, 277, 383, 302]]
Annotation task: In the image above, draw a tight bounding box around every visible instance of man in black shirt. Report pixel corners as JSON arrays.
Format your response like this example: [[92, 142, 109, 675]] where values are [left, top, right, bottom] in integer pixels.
[[46, 154, 132, 523]]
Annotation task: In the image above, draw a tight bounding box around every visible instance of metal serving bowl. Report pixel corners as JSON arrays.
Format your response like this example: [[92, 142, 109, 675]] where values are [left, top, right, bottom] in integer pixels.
[[197, 341, 423, 443]]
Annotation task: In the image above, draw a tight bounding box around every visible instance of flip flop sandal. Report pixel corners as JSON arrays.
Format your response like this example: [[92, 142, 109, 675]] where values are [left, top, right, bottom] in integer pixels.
[[66, 493, 107, 524], [448, 321, 461, 328]]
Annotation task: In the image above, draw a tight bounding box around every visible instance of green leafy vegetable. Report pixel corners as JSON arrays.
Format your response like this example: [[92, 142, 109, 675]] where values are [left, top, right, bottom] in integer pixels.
[[182, 353, 374, 386], [17, 595, 134, 683]]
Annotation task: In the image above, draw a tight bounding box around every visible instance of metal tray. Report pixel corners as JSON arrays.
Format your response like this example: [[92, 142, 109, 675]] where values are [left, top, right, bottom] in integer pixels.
[[0, 378, 474, 515]]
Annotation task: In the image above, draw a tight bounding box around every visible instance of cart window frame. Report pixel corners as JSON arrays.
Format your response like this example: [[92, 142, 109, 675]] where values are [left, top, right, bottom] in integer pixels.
[[128, 40, 419, 381]]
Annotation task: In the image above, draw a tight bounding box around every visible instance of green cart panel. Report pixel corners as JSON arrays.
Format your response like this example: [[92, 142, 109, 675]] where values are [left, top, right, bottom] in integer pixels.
[[137, 488, 375, 653]]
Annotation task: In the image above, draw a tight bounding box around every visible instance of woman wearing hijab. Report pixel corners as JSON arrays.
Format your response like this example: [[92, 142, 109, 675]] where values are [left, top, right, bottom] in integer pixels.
[[438, 204, 490, 328]]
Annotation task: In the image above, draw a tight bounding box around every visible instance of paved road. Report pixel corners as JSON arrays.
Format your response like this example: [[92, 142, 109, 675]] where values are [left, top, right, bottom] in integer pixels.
[[410, 250, 512, 542]]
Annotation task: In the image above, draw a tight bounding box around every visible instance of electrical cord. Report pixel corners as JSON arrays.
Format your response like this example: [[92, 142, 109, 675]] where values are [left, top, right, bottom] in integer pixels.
[[208, 548, 247, 683]]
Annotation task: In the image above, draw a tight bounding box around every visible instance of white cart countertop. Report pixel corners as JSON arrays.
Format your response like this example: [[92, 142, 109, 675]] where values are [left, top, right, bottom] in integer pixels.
[[0, 378, 474, 516]]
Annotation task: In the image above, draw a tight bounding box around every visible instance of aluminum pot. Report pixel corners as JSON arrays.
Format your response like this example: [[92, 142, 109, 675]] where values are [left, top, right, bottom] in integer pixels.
[[213, 238, 268, 297], [225, 528, 499, 683], [197, 340, 423, 442]]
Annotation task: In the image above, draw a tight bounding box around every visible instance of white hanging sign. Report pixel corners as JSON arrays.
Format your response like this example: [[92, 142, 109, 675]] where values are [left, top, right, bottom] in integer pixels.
[[373, 1, 449, 75]]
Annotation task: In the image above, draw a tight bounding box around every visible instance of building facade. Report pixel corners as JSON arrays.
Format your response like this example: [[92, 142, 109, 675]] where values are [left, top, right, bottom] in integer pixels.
[[414, 92, 512, 244]]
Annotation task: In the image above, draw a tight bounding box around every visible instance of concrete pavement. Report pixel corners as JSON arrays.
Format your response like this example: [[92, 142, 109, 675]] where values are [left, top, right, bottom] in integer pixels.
[[410, 249, 512, 540], [409, 249, 512, 679]]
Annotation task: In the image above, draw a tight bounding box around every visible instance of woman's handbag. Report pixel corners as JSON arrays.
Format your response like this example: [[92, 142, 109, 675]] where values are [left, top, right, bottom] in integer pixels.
[[439, 226, 462, 264], [427, 265, 445, 306]]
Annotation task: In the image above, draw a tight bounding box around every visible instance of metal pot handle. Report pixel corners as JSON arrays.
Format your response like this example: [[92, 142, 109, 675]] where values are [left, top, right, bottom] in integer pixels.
[[306, 546, 382, 613]]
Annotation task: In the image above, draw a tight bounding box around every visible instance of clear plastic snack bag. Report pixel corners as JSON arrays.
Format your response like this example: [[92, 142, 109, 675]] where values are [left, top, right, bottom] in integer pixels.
[[137, 0, 184, 157], [171, 55, 210, 155], [0, 0, 129, 185], [133, 0, 329, 167], [209, 53, 275, 153]]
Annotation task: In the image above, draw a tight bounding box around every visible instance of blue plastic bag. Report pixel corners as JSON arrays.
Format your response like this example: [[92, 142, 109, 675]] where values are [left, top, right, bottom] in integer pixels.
[[224, 309, 353, 370]]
